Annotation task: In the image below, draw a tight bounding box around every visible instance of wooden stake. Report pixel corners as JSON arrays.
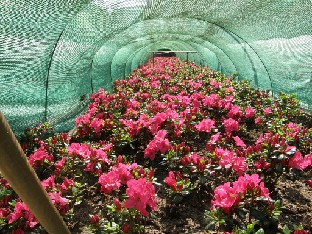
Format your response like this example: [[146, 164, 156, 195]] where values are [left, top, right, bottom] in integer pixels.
[[0, 112, 71, 234]]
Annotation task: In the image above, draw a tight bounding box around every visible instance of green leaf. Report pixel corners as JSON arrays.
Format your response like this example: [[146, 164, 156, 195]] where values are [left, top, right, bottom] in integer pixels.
[[181, 190, 190, 196], [205, 221, 216, 230], [74, 200, 82, 206], [282, 225, 291, 234], [0, 189, 11, 200], [255, 228, 265, 234], [237, 208, 247, 220], [278, 154, 287, 160], [247, 223, 255, 231], [276, 163, 283, 173]]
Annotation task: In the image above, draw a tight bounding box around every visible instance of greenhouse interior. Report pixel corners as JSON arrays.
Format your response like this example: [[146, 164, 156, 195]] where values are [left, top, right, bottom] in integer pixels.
[[0, 0, 311, 233]]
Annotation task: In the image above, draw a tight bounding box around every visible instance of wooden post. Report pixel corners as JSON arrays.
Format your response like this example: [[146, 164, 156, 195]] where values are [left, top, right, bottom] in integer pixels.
[[152, 52, 155, 68], [0, 112, 71, 234]]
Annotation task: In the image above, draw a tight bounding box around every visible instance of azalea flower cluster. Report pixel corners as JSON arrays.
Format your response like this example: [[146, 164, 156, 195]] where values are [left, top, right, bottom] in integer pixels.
[[144, 130, 170, 160], [0, 175, 73, 233], [211, 174, 270, 214], [98, 157, 157, 218], [0, 57, 311, 233], [67, 142, 111, 175]]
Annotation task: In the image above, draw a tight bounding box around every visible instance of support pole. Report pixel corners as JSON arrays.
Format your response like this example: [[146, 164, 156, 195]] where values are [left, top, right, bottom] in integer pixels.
[[90, 59, 94, 93], [152, 52, 155, 68], [0, 112, 71, 234], [45, 29, 65, 122]]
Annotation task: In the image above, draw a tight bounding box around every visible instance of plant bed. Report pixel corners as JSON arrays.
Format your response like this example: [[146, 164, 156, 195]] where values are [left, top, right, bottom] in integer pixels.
[[1, 57, 311, 234]]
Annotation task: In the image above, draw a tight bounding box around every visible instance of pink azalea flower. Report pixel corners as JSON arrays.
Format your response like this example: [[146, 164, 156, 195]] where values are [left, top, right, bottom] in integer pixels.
[[227, 105, 242, 119], [0, 208, 9, 218], [223, 118, 239, 133], [144, 130, 170, 160], [180, 155, 192, 166], [98, 163, 136, 194], [254, 158, 270, 170], [90, 148, 110, 164], [8, 202, 28, 224], [210, 79, 222, 88], [59, 178, 75, 192], [264, 107, 272, 115], [114, 198, 122, 210], [255, 116, 262, 124], [67, 143, 89, 157], [144, 141, 157, 160], [211, 182, 239, 214], [158, 138, 170, 154], [48, 192, 70, 215], [113, 163, 134, 185], [192, 98, 201, 109], [28, 148, 53, 167], [54, 157, 66, 176], [84, 162, 96, 173], [98, 171, 121, 194], [149, 112, 168, 134], [195, 119, 215, 132], [219, 152, 233, 169], [90, 118, 103, 133], [294, 229, 309, 234], [210, 132, 221, 144], [243, 174, 270, 197], [202, 94, 220, 108], [212, 174, 270, 213], [48, 192, 69, 206], [215, 148, 233, 160], [225, 87, 234, 93], [220, 96, 234, 110], [155, 129, 167, 139], [305, 154, 312, 165], [244, 107, 256, 118], [255, 134, 264, 144], [90, 214, 100, 224], [124, 178, 157, 216], [8, 202, 38, 228], [289, 151, 310, 170], [190, 153, 208, 171], [286, 122, 301, 133], [233, 136, 246, 148], [164, 171, 179, 191], [120, 119, 142, 137], [41, 176, 55, 190], [232, 157, 248, 176]]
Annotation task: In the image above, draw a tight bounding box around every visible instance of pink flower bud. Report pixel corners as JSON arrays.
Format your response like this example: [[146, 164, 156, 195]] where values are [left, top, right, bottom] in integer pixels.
[[115, 198, 122, 210], [90, 214, 100, 224]]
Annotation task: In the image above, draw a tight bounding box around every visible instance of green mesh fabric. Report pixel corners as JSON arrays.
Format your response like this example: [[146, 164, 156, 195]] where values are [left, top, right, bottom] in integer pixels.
[[1, 0, 311, 135]]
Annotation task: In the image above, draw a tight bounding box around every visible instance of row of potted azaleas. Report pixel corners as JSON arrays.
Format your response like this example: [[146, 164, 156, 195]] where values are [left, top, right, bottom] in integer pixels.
[[0, 57, 311, 233]]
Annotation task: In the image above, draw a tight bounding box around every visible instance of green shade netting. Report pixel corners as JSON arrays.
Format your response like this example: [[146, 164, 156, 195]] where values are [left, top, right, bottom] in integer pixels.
[[0, 0, 311, 135]]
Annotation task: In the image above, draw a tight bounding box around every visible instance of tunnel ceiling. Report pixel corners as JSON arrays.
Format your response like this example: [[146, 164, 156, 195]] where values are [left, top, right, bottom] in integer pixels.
[[0, 0, 311, 134]]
